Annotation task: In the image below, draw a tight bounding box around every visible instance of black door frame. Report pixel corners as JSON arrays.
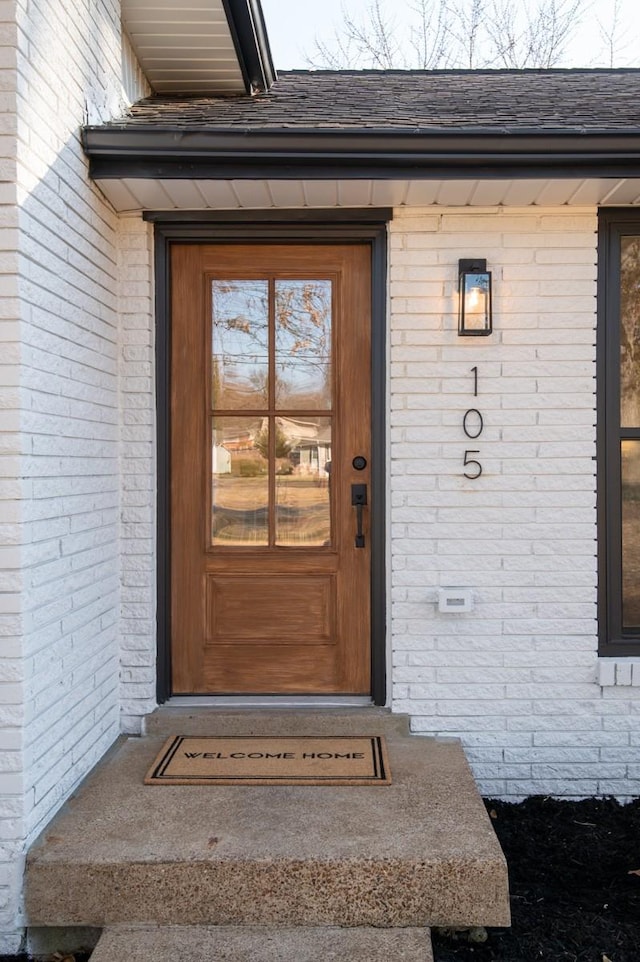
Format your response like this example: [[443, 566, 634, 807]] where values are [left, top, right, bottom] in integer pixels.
[[148, 209, 390, 705]]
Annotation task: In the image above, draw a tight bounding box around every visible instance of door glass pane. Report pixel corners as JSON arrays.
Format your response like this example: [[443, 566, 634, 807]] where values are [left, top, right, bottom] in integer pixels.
[[275, 280, 332, 409], [211, 417, 268, 545], [212, 280, 268, 409], [622, 440, 640, 627], [276, 417, 332, 546], [620, 238, 640, 427]]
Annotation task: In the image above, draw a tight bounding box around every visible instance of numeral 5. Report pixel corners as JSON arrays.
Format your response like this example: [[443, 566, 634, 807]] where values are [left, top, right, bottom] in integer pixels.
[[463, 450, 482, 479]]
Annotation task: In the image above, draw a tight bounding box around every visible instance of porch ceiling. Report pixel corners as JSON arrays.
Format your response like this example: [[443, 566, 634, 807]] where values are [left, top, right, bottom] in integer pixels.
[[97, 175, 640, 213]]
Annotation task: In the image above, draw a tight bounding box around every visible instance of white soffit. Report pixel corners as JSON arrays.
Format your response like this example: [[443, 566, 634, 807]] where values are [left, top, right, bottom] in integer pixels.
[[97, 177, 640, 213], [121, 0, 245, 95]]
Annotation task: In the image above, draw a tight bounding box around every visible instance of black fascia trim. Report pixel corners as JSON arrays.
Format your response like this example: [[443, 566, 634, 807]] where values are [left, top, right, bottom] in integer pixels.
[[82, 129, 640, 180], [144, 208, 392, 224], [88, 158, 640, 182], [154, 216, 388, 706], [93, 161, 640, 182], [221, 0, 276, 92]]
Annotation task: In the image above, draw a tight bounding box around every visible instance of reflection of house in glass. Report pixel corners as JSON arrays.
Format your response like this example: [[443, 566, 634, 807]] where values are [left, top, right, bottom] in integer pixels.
[[212, 445, 231, 474], [212, 418, 331, 478], [211, 416, 331, 546], [275, 417, 332, 476]]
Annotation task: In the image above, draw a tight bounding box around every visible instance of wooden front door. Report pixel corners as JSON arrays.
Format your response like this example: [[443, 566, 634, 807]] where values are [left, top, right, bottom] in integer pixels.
[[170, 243, 372, 695]]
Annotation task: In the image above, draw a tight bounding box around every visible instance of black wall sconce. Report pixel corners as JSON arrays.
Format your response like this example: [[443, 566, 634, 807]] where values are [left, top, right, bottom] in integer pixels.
[[458, 258, 492, 336]]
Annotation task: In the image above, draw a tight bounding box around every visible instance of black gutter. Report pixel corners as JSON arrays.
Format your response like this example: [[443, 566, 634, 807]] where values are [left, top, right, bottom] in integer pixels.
[[82, 127, 640, 180], [222, 0, 276, 93]]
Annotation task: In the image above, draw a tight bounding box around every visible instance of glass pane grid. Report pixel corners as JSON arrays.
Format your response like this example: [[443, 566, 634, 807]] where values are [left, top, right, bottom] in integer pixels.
[[210, 276, 333, 549], [275, 279, 332, 409], [212, 280, 269, 410], [276, 416, 331, 546], [211, 417, 269, 546]]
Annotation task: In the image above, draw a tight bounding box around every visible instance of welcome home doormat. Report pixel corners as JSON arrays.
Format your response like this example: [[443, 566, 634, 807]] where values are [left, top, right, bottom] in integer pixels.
[[144, 735, 391, 786]]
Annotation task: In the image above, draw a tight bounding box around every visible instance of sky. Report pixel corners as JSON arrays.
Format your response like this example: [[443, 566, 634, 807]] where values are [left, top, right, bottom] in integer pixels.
[[261, 0, 639, 70]]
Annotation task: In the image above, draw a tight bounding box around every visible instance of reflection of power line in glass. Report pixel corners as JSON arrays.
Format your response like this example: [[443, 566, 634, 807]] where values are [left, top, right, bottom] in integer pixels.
[[211, 277, 333, 410], [220, 353, 330, 362]]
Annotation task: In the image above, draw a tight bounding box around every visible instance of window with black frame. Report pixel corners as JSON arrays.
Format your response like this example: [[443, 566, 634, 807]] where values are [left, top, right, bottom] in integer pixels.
[[599, 211, 640, 654]]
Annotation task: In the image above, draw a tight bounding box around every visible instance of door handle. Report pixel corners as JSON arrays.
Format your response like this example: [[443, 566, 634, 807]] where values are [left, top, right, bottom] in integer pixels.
[[351, 483, 367, 548]]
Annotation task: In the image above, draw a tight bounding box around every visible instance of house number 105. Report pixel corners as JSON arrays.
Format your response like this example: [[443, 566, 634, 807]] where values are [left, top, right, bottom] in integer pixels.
[[463, 367, 484, 479]]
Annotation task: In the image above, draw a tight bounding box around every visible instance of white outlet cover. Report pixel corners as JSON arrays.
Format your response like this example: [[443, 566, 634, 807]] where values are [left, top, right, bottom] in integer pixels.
[[438, 588, 473, 613]]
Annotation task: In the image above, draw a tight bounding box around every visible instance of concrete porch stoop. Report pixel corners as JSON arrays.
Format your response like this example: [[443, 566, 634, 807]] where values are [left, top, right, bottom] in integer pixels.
[[24, 709, 510, 961]]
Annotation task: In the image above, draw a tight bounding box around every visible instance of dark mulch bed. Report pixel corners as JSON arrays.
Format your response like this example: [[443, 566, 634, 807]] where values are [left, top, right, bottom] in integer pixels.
[[433, 797, 640, 962]]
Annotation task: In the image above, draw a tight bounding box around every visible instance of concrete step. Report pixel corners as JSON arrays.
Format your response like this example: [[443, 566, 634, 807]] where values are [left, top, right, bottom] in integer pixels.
[[25, 710, 509, 932], [89, 924, 434, 962], [144, 706, 412, 738]]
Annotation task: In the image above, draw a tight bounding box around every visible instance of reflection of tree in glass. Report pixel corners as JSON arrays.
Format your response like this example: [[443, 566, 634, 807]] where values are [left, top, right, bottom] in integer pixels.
[[212, 280, 269, 408], [276, 281, 332, 408], [211, 279, 332, 411], [253, 423, 292, 459], [620, 239, 640, 427]]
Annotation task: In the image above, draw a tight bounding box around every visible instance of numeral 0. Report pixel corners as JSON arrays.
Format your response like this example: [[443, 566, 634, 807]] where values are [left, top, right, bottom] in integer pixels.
[[463, 408, 484, 440]]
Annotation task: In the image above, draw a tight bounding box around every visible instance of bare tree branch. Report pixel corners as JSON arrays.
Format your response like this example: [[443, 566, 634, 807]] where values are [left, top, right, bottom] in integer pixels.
[[308, 0, 404, 68], [531, 0, 584, 68], [445, 0, 488, 69], [308, 0, 456, 69], [307, 0, 587, 71], [485, 0, 583, 68], [597, 0, 631, 68], [408, 0, 454, 69]]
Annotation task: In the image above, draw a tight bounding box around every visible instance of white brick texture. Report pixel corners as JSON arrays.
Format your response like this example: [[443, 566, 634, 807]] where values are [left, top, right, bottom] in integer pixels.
[[0, 0, 150, 950], [389, 206, 640, 799], [1, 12, 639, 939], [0, 2, 22, 950], [117, 215, 156, 733]]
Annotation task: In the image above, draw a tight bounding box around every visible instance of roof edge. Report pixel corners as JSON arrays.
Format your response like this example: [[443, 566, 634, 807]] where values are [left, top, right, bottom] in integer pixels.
[[85, 126, 640, 142], [222, 0, 276, 93]]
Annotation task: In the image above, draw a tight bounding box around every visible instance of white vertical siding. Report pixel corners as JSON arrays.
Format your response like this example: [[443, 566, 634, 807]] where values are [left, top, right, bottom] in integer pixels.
[[121, 29, 151, 104]]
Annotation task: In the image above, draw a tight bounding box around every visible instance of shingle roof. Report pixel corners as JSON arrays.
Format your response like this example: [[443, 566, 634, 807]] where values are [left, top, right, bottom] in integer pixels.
[[115, 69, 640, 133], [84, 68, 640, 182]]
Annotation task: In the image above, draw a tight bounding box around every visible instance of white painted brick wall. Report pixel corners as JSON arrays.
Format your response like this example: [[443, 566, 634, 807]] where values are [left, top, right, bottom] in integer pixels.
[[106, 201, 640, 800], [117, 214, 156, 733], [0, 2, 26, 952], [389, 206, 640, 799], [16, 0, 124, 856], [3, 22, 638, 935], [0, 0, 151, 949]]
